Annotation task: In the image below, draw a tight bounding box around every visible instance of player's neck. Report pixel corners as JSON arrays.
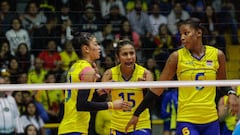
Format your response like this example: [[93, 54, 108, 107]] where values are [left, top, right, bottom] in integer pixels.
[[120, 65, 135, 80], [190, 45, 205, 58]]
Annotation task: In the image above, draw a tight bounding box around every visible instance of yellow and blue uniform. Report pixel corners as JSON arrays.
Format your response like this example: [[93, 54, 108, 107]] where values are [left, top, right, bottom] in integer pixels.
[[176, 45, 219, 123], [110, 64, 151, 133], [58, 60, 94, 135], [176, 45, 220, 135]]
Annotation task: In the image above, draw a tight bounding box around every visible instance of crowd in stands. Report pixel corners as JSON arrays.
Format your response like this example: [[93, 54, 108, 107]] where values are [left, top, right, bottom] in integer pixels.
[[0, 0, 239, 135]]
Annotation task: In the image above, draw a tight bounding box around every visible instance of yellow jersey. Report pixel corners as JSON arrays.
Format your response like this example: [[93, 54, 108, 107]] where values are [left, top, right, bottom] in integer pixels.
[[58, 60, 95, 134], [176, 46, 219, 124], [110, 64, 151, 132]]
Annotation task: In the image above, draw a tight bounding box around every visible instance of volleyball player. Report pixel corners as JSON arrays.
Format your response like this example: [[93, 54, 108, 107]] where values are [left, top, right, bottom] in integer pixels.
[[101, 39, 153, 134], [58, 32, 130, 135], [125, 18, 239, 135]]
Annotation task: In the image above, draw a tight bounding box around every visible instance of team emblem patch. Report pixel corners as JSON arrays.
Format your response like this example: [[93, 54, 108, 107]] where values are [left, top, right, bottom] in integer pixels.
[[206, 60, 213, 66]]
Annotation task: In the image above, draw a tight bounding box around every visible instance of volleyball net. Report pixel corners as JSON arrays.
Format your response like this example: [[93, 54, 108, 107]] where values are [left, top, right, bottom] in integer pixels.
[[1, 80, 240, 91]]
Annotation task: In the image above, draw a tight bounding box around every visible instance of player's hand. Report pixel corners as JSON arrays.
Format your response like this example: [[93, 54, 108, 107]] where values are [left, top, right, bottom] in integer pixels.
[[228, 94, 239, 115], [112, 99, 131, 110], [125, 115, 139, 133]]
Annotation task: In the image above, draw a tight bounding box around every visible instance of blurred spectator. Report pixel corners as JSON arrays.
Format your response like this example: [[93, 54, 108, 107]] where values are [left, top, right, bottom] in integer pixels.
[[115, 19, 140, 48], [101, 39, 115, 59], [17, 72, 28, 84], [58, 18, 71, 47], [153, 24, 174, 70], [94, 23, 114, 44], [103, 4, 127, 35], [115, 19, 141, 61], [56, 3, 76, 24], [38, 39, 61, 72], [125, 0, 148, 13], [167, 2, 190, 35], [2, 73, 11, 84], [0, 0, 18, 36], [21, 1, 47, 36], [20, 102, 46, 135], [184, 0, 205, 19], [100, 0, 125, 17], [22, 91, 49, 123], [145, 58, 160, 81], [8, 57, 22, 84], [27, 58, 47, 84], [12, 91, 25, 115], [148, 2, 168, 36], [35, 71, 64, 124], [183, 0, 195, 16], [158, 0, 173, 16], [0, 77, 24, 135], [24, 124, 39, 135], [126, 0, 152, 37], [69, 0, 100, 17], [194, 0, 205, 19], [59, 40, 79, 71], [126, 0, 154, 63], [0, 39, 13, 69], [31, 13, 60, 57], [5, 18, 31, 55], [15, 43, 33, 73], [201, 5, 226, 54], [78, 4, 103, 33], [212, 0, 222, 12], [99, 55, 115, 76], [80, 0, 101, 12], [93, 34, 113, 70], [220, 0, 239, 44]]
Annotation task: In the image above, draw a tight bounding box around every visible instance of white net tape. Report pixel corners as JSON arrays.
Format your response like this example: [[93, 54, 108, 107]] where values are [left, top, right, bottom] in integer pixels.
[[1, 80, 240, 91]]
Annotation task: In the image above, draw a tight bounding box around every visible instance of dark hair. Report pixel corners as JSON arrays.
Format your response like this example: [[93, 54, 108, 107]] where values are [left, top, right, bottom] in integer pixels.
[[179, 17, 209, 44], [44, 71, 56, 80], [115, 39, 134, 56], [179, 17, 208, 35], [12, 91, 22, 97], [24, 124, 39, 135], [72, 32, 95, 58]]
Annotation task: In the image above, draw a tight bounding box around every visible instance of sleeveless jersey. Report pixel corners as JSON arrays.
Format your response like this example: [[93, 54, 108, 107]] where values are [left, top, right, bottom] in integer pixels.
[[58, 60, 95, 134], [110, 64, 151, 132], [176, 46, 219, 124]]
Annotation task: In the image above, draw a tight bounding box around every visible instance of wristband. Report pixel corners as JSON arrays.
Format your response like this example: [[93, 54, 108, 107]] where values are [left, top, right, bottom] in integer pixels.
[[227, 90, 237, 96], [108, 102, 113, 109]]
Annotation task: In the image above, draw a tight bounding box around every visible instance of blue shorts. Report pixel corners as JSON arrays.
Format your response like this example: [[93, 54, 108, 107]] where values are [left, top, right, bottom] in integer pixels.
[[176, 120, 220, 135], [111, 129, 151, 135], [221, 123, 232, 135], [163, 120, 170, 131]]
